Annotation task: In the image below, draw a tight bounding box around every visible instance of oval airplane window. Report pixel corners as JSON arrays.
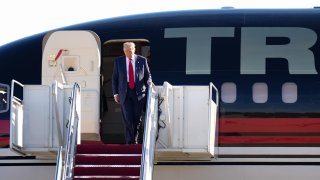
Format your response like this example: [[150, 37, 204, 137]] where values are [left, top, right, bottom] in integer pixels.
[[253, 82, 268, 103], [221, 82, 236, 103], [282, 82, 297, 103]]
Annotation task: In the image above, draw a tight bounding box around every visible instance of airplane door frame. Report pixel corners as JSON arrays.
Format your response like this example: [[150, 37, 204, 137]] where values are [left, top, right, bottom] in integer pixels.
[[100, 39, 150, 144]]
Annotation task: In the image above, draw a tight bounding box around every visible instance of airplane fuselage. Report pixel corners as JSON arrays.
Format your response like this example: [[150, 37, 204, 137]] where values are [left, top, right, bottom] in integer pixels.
[[1, 9, 320, 180]]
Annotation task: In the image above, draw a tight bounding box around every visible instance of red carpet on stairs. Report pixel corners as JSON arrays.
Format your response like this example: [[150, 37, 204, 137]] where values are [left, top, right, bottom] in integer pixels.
[[73, 144, 142, 180], [77, 144, 142, 154], [75, 155, 141, 165], [73, 178, 139, 180]]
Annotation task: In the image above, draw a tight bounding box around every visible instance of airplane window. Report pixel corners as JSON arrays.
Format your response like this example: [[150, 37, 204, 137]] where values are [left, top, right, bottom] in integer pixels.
[[221, 82, 236, 103], [253, 82, 268, 103], [282, 82, 297, 103], [63, 56, 79, 72]]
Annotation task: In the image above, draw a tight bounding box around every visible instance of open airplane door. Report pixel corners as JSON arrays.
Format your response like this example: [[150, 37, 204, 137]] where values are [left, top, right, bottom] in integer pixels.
[[9, 31, 101, 157], [42, 31, 101, 142]]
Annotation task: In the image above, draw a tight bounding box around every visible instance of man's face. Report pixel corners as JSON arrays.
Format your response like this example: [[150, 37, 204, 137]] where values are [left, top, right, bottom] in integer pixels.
[[124, 46, 135, 58]]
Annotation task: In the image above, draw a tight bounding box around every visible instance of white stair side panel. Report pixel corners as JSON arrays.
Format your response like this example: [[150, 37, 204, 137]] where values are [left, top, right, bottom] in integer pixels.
[[23, 85, 50, 148]]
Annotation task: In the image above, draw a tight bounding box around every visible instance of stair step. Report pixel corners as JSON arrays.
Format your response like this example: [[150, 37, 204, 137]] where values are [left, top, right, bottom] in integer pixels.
[[74, 166, 140, 176], [75, 155, 141, 165], [76, 165, 140, 168], [81, 140, 104, 144], [73, 177, 139, 180], [77, 144, 142, 154], [73, 144, 142, 179]]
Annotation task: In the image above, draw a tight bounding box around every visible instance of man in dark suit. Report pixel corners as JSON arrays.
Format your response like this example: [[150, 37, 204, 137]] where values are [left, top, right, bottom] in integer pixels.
[[112, 42, 152, 144]]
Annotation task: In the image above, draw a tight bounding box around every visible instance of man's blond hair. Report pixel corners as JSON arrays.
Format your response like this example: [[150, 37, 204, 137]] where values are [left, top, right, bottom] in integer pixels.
[[123, 42, 135, 49]]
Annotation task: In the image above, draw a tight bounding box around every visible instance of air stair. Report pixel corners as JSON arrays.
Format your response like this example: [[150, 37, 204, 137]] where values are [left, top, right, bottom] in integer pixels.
[[8, 79, 219, 179], [53, 81, 219, 180], [54, 84, 158, 180]]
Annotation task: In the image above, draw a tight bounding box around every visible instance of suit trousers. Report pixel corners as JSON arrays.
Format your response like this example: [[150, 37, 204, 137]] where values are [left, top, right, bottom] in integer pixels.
[[121, 88, 143, 144]]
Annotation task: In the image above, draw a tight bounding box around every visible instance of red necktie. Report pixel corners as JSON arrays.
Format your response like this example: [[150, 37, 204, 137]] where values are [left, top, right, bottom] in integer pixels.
[[129, 58, 134, 89]]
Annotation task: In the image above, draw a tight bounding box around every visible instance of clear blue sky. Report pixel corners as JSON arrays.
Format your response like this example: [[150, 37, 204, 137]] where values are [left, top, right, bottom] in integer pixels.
[[0, 0, 318, 46]]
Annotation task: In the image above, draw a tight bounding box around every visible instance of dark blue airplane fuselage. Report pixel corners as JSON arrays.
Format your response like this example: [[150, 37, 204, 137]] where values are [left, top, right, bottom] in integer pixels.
[[2, 9, 320, 147]]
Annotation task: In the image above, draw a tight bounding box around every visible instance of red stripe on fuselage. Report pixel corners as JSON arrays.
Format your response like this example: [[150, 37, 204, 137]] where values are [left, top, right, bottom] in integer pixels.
[[2, 118, 320, 146], [0, 120, 9, 148], [220, 118, 320, 133], [219, 118, 320, 145], [0, 120, 9, 134], [219, 136, 320, 144], [0, 137, 9, 147]]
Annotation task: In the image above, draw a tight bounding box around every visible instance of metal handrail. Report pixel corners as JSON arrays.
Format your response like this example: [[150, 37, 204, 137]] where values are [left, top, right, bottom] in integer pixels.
[[140, 84, 158, 180], [54, 146, 63, 180], [54, 83, 81, 180], [63, 83, 80, 180]]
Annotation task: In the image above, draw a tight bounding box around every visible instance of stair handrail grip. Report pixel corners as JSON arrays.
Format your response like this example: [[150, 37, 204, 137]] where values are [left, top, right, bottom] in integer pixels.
[[56, 82, 80, 180], [140, 84, 158, 180]]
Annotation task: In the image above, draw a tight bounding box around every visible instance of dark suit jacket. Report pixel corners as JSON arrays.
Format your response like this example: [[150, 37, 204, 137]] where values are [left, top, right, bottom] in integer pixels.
[[112, 55, 152, 105]]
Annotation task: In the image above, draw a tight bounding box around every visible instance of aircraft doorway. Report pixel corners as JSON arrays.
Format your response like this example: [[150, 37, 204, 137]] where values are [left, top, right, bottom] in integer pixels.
[[101, 39, 151, 144]]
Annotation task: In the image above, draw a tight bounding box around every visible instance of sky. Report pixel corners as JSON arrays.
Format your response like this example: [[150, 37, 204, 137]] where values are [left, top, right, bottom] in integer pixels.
[[0, 0, 319, 46]]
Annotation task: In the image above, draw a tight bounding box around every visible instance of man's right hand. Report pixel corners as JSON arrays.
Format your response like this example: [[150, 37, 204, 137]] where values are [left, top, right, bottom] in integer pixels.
[[114, 95, 120, 104]]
